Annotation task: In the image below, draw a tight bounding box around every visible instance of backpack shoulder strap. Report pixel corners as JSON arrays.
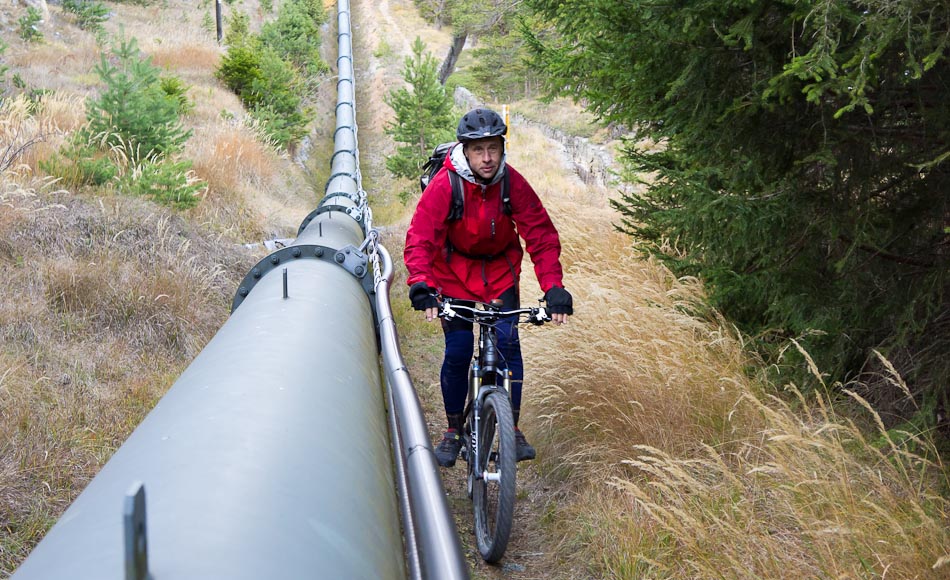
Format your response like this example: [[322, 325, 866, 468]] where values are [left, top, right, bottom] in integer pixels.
[[447, 170, 464, 221], [501, 170, 512, 216]]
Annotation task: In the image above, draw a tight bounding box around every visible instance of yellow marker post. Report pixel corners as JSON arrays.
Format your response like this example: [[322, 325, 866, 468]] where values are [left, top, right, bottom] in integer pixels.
[[502, 104, 510, 151]]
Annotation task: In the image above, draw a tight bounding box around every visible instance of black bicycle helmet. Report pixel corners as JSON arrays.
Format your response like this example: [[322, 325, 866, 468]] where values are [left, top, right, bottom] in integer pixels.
[[456, 108, 507, 142]]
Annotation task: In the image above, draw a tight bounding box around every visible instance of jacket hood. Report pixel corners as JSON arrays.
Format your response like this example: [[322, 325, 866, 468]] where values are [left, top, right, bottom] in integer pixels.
[[448, 142, 507, 186]]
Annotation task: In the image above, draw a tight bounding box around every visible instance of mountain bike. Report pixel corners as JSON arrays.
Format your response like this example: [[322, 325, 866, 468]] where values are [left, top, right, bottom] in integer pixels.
[[437, 296, 550, 563]]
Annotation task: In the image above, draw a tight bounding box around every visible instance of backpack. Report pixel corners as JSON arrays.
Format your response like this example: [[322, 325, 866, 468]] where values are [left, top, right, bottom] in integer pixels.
[[420, 142, 511, 221]]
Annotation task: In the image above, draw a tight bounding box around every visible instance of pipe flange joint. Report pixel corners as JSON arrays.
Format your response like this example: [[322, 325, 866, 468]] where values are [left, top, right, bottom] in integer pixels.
[[232, 244, 374, 312], [296, 204, 367, 236]]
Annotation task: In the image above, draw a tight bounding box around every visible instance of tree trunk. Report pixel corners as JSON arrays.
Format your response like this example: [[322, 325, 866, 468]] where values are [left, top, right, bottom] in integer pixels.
[[438, 32, 467, 85], [434, 0, 447, 29]]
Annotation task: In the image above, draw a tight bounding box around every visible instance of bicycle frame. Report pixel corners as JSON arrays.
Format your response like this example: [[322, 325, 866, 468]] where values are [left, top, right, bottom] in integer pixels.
[[467, 320, 511, 483], [438, 299, 548, 479]]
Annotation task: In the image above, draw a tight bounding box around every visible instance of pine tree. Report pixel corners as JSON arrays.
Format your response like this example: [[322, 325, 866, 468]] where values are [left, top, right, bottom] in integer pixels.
[[84, 37, 191, 164], [526, 0, 950, 408], [384, 37, 456, 187]]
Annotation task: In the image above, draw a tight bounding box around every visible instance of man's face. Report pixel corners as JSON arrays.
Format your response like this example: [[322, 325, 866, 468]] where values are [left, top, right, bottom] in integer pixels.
[[463, 137, 504, 181]]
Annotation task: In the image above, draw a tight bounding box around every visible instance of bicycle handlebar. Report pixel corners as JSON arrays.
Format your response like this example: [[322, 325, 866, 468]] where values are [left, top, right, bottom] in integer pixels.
[[435, 296, 550, 326]]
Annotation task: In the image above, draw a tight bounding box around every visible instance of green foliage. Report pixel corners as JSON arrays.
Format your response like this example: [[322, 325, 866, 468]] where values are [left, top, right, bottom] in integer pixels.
[[216, 0, 326, 149], [223, 10, 250, 46], [526, 0, 950, 401], [62, 0, 110, 33], [40, 137, 116, 187], [259, 0, 329, 75], [246, 44, 309, 144], [468, 20, 541, 100], [18, 7, 43, 42], [0, 38, 8, 96], [259, 0, 273, 14], [119, 157, 202, 209], [416, 0, 527, 85], [43, 37, 202, 209], [160, 75, 194, 116], [450, 0, 515, 35], [217, 41, 261, 96], [83, 37, 192, 164], [200, 11, 215, 35], [413, 0, 451, 24], [384, 37, 456, 190], [217, 40, 309, 147], [373, 39, 394, 60]]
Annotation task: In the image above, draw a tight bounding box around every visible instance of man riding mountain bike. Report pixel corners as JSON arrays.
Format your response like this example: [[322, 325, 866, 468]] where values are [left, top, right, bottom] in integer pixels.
[[404, 107, 574, 468]]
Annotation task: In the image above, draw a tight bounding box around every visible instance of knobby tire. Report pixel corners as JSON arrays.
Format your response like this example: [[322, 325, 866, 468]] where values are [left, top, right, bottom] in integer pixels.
[[473, 391, 516, 563]]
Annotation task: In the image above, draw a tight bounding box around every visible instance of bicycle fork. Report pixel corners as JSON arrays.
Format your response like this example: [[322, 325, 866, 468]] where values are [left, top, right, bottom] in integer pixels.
[[466, 364, 513, 483]]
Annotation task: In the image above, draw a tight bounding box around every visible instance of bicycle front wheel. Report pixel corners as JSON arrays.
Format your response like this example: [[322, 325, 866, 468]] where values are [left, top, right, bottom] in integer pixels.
[[472, 391, 516, 562]]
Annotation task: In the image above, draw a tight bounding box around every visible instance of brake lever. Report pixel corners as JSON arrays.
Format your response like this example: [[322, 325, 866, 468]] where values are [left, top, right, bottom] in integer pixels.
[[529, 307, 550, 326], [437, 296, 454, 319]]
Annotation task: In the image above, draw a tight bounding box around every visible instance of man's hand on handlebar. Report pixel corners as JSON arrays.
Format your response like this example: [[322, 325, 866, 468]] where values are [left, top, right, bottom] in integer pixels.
[[544, 286, 573, 325]]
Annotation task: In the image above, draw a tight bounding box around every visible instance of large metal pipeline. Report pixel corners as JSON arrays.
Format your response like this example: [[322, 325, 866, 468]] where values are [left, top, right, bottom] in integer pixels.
[[10, 1, 472, 578]]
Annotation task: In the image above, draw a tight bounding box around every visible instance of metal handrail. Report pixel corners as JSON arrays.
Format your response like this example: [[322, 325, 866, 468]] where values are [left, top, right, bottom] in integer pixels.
[[374, 244, 470, 580]]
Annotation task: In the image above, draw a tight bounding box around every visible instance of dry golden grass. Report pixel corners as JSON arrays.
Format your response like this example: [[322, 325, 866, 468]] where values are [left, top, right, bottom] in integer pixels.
[[185, 121, 309, 239], [510, 97, 611, 142], [1, 94, 85, 174], [4, 38, 101, 96], [150, 43, 222, 76]]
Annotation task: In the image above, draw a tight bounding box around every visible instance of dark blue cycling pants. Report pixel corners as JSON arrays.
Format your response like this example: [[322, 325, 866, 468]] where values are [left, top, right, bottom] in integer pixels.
[[440, 287, 523, 422]]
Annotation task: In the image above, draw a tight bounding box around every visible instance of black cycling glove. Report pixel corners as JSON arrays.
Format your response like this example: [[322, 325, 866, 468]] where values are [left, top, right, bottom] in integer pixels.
[[409, 282, 439, 311], [544, 286, 573, 315]]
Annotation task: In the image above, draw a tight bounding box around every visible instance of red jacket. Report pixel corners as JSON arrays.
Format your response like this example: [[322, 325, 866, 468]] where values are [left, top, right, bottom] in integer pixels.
[[404, 144, 564, 302]]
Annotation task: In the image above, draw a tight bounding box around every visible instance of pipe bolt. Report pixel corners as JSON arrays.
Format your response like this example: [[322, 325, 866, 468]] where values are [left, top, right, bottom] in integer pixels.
[[292, 248, 301, 258], [314, 247, 324, 257], [354, 265, 365, 276], [252, 268, 261, 279], [335, 253, 345, 264], [270, 256, 280, 265]]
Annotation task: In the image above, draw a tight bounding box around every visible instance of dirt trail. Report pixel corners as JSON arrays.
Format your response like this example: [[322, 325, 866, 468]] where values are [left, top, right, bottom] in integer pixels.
[[376, 0, 413, 56], [346, 1, 598, 578]]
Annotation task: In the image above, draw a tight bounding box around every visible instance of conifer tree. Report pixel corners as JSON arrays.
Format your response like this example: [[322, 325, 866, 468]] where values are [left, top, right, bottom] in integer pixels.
[[84, 37, 191, 164], [526, 0, 950, 410], [385, 37, 456, 188]]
